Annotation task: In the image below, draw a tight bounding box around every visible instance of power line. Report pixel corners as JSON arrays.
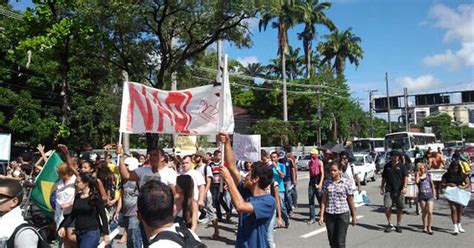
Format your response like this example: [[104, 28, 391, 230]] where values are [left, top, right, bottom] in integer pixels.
[[0, 7, 23, 21], [192, 75, 347, 99], [0, 66, 117, 97], [193, 67, 347, 92]]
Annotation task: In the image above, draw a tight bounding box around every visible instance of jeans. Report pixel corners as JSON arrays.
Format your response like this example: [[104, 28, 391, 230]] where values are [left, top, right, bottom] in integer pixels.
[[107, 209, 121, 248], [308, 176, 323, 221], [76, 229, 100, 248], [291, 186, 298, 208], [124, 215, 143, 248], [279, 192, 289, 225], [211, 184, 231, 220], [284, 181, 293, 213], [267, 210, 276, 248], [325, 212, 350, 248]]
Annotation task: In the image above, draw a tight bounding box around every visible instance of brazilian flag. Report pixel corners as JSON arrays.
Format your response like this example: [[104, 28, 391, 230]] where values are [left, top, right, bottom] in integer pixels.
[[31, 151, 62, 217]]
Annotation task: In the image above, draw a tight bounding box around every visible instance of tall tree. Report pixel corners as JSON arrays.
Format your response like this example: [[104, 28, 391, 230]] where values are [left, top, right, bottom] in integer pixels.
[[267, 45, 303, 80], [297, 0, 335, 78], [242, 63, 265, 77], [259, 0, 302, 122], [317, 28, 364, 76]]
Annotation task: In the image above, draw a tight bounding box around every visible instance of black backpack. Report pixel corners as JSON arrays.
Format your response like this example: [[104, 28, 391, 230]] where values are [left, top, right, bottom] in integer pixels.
[[150, 223, 207, 248], [7, 223, 49, 248]]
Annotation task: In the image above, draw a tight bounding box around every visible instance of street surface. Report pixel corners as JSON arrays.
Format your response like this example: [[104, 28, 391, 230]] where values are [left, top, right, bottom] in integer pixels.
[[114, 171, 473, 247], [196, 171, 474, 248]]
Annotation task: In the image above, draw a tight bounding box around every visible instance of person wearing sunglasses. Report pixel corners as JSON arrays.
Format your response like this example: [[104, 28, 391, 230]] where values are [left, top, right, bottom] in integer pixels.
[[0, 177, 39, 247]]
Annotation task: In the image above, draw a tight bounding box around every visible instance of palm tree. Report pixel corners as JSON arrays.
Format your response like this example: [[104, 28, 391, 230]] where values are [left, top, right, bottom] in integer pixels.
[[266, 46, 304, 80], [259, 1, 302, 121], [317, 28, 364, 76], [297, 0, 336, 78], [242, 63, 265, 77]]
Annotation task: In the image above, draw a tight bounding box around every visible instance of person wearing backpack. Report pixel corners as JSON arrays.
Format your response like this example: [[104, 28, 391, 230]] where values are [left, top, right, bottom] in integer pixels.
[[0, 177, 40, 247], [138, 180, 205, 248], [307, 149, 325, 224]]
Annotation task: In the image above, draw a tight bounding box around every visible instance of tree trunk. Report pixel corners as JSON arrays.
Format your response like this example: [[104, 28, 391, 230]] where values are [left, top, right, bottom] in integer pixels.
[[335, 56, 345, 76], [332, 113, 337, 142]]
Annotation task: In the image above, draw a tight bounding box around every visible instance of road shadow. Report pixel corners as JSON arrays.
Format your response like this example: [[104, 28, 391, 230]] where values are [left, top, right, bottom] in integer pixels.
[[407, 224, 452, 234], [200, 235, 236, 246], [356, 223, 383, 231]]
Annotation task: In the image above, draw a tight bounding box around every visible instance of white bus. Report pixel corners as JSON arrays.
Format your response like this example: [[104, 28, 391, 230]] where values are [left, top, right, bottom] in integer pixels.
[[384, 132, 444, 154], [351, 138, 385, 153]]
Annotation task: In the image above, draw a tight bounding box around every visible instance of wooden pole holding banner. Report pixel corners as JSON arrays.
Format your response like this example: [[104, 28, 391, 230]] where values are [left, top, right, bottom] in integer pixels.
[[218, 50, 226, 193], [122, 71, 130, 155]]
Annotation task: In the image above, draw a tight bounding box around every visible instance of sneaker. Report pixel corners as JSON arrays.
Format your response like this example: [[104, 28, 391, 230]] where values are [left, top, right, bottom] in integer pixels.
[[458, 224, 465, 233], [395, 225, 402, 233], [307, 219, 317, 225], [453, 225, 459, 235], [384, 224, 395, 233]]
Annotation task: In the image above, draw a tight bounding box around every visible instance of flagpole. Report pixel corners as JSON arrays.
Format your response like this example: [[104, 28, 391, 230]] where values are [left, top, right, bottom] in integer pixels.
[[218, 53, 227, 193], [117, 132, 123, 163]]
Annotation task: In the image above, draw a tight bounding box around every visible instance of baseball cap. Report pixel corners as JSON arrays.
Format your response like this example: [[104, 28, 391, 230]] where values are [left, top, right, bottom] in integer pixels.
[[124, 157, 139, 170], [310, 149, 319, 155], [195, 150, 206, 157], [278, 150, 286, 159]]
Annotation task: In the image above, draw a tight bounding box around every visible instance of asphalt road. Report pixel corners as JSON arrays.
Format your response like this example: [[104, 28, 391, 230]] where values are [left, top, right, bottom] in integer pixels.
[[114, 170, 474, 247]]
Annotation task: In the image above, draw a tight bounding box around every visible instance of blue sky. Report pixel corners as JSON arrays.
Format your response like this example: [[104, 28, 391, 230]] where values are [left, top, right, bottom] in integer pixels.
[[11, 0, 474, 116]]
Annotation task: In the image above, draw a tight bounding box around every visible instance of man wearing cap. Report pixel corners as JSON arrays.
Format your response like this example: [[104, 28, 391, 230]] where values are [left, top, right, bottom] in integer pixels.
[[381, 150, 408, 233], [307, 149, 324, 224]]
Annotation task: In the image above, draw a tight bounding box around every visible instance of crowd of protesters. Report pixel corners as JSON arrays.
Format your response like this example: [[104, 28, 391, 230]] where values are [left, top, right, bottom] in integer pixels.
[[0, 136, 472, 248]]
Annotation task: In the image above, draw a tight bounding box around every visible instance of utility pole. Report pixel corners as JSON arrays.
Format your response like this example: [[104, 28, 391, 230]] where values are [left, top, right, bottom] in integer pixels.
[[368, 90, 378, 137], [122, 70, 130, 154], [282, 46, 288, 122], [385, 72, 392, 133], [170, 38, 178, 150], [317, 87, 322, 147], [404, 87, 409, 132]]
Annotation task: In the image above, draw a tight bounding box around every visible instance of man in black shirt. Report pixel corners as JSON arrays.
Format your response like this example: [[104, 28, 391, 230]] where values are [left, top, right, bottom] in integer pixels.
[[381, 150, 408, 233]]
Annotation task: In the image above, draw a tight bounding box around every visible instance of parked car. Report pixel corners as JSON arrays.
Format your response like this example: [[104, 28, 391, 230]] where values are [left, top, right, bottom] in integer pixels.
[[297, 154, 311, 171], [352, 153, 376, 185]]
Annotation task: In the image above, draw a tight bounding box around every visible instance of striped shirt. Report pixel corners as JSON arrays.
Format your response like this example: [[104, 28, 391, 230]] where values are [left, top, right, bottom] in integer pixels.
[[323, 177, 353, 214]]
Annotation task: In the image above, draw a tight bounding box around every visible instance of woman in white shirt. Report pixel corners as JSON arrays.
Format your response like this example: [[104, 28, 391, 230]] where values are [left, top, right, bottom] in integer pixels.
[[55, 163, 77, 248]]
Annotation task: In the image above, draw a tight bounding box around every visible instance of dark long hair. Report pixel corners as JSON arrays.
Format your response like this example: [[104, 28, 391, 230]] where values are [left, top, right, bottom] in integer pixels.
[[78, 172, 101, 207], [177, 175, 194, 226]]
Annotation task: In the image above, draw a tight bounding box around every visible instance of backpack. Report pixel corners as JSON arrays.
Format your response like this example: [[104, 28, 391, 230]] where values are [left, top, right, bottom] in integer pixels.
[[459, 160, 471, 175], [7, 223, 49, 248], [150, 223, 207, 248]]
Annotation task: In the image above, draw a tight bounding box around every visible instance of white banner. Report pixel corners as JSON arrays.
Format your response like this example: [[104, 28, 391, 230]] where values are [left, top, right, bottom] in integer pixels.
[[119, 82, 234, 135], [0, 133, 11, 160], [233, 133, 261, 162], [175, 135, 197, 156]]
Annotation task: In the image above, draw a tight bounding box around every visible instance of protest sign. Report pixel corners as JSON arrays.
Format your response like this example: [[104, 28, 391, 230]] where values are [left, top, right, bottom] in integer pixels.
[[0, 133, 11, 160], [119, 82, 234, 135], [232, 133, 261, 162]]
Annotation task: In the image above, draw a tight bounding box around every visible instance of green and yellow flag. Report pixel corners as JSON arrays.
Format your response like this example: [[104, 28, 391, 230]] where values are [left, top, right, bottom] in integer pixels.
[[31, 151, 62, 217]]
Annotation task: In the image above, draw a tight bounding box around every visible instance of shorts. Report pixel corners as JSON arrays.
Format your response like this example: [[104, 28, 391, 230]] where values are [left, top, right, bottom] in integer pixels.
[[384, 193, 404, 210]]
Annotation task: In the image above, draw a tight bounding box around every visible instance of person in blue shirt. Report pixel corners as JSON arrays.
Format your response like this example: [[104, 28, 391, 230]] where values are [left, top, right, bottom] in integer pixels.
[[271, 151, 289, 228], [218, 133, 276, 248]]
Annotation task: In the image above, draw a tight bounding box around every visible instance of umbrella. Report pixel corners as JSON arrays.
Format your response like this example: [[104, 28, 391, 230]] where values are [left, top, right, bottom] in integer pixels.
[[331, 144, 346, 154]]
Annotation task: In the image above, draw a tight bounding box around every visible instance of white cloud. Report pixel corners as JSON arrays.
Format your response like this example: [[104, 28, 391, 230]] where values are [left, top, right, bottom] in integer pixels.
[[396, 74, 443, 94], [242, 17, 259, 30], [423, 4, 474, 70], [236, 56, 259, 67]]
